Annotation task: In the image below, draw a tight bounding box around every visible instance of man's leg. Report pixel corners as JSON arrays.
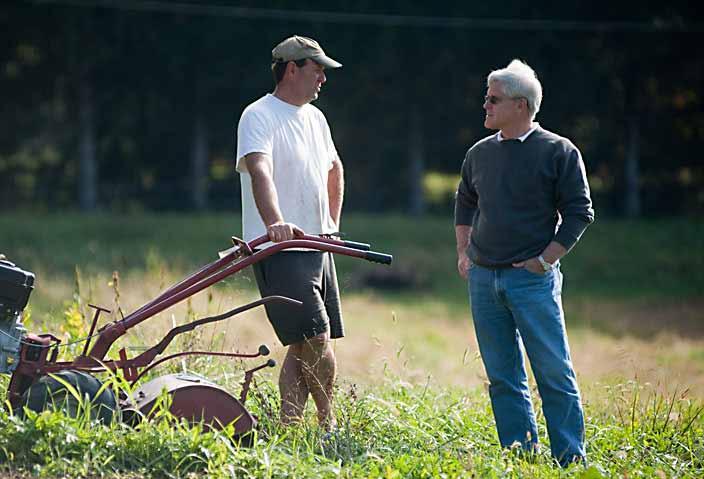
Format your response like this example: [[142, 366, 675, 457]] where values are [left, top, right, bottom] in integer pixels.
[[299, 332, 337, 429], [279, 343, 309, 425], [507, 266, 586, 466], [469, 265, 539, 451], [253, 252, 340, 428]]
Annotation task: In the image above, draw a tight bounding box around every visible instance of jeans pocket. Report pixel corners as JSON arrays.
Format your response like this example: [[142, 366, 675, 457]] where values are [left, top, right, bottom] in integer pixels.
[[522, 266, 548, 277]]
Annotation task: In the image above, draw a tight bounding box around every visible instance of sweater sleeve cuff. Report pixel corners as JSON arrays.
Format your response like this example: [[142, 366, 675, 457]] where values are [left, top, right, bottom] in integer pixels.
[[454, 206, 476, 226], [554, 219, 591, 251]]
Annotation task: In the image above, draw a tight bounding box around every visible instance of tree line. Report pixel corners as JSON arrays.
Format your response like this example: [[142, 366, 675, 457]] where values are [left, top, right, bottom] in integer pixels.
[[1, 1, 702, 216]]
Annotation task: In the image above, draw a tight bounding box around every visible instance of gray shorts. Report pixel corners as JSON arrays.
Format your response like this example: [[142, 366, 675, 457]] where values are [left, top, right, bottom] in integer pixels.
[[252, 251, 343, 346]]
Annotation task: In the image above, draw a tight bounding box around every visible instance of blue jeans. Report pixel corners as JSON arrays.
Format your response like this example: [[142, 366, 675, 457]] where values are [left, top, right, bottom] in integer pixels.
[[468, 263, 585, 466]]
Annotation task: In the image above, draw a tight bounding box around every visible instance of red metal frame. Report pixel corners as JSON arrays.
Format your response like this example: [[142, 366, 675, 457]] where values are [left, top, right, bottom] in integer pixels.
[[7, 234, 391, 407]]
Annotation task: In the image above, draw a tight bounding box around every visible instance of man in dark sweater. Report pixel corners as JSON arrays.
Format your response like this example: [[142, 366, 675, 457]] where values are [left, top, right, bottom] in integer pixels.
[[455, 59, 594, 467]]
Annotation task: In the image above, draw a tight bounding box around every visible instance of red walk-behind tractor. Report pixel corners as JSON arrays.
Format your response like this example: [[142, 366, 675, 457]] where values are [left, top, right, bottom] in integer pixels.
[[0, 234, 392, 437]]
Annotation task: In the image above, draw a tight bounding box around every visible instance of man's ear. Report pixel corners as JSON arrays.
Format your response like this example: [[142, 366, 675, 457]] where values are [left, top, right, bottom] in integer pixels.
[[285, 61, 297, 79]]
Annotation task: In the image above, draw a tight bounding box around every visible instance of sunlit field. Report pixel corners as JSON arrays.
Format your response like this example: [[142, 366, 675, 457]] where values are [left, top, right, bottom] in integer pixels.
[[1, 213, 702, 477], [3, 213, 702, 395]]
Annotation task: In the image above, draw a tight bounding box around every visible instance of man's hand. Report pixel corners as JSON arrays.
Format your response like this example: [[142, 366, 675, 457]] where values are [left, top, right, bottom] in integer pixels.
[[267, 222, 305, 242], [512, 257, 546, 275], [512, 241, 565, 274], [458, 252, 472, 279]]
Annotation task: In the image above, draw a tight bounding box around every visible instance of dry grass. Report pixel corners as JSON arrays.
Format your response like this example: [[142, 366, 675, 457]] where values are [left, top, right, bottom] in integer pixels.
[[26, 269, 704, 400]]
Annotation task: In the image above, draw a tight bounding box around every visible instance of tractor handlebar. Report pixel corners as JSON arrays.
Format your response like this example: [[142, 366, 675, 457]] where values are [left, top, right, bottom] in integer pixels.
[[364, 251, 393, 265]]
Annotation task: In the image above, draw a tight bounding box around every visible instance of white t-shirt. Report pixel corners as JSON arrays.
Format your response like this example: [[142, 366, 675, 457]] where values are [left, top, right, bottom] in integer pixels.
[[236, 94, 339, 242]]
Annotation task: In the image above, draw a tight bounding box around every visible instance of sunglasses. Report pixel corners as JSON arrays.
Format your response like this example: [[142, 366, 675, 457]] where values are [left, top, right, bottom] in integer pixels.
[[484, 95, 506, 105], [485, 95, 525, 105]]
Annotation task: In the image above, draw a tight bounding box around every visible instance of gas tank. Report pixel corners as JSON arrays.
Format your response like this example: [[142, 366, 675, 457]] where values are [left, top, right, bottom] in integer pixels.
[[123, 373, 256, 436]]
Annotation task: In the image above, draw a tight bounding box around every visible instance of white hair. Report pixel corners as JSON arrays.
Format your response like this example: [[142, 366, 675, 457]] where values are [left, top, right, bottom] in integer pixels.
[[487, 59, 543, 120]]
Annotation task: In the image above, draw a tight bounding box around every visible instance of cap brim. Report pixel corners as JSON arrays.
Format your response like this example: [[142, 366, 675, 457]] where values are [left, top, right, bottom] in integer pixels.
[[312, 54, 342, 69]]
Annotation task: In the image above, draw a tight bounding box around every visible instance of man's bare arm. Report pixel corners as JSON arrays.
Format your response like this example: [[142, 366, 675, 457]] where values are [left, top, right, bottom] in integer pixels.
[[455, 224, 472, 279], [540, 241, 568, 264], [244, 152, 304, 242], [328, 158, 344, 228]]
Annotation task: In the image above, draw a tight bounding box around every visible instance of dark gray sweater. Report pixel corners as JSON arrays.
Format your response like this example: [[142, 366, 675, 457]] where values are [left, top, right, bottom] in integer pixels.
[[454, 126, 595, 267]]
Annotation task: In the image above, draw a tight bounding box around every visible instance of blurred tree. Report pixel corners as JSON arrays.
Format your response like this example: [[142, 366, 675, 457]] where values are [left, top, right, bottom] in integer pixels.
[[69, 9, 99, 211], [0, 0, 702, 216]]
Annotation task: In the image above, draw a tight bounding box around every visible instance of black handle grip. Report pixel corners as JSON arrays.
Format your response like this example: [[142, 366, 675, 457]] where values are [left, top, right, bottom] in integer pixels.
[[343, 240, 371, 251], [365, 251, 393, 265]]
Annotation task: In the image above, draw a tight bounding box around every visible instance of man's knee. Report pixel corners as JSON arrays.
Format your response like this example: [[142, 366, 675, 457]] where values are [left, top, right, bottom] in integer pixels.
[[287, 341, 304, 357], [297, 333, 335, 375], [533, 360, 579, 394], [300, 332, 331, 354]]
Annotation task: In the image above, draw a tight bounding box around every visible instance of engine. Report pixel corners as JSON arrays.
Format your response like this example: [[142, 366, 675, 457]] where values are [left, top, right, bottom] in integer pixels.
[[0, 259, 33, 374]]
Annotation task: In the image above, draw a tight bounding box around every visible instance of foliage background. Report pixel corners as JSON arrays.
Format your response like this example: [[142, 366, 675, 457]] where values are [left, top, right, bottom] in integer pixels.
[[1, 0, 703, 215]]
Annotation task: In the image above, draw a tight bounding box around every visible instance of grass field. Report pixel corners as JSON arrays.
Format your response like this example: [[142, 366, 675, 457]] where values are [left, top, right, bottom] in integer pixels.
[[0, 213, 703, 477], [3, 212, 703, 300]]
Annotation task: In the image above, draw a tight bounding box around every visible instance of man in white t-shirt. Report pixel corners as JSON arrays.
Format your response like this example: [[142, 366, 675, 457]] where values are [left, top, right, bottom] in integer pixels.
[[235, 36, 344, 429]]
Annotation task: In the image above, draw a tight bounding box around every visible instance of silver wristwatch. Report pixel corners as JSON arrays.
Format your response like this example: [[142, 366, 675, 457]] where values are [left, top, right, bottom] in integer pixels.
[[537, 255, 552, 272]]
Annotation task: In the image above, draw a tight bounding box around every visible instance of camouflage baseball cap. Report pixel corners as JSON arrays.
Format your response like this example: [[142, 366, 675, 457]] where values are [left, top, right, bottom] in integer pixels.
[[271, 35, 342, 69]]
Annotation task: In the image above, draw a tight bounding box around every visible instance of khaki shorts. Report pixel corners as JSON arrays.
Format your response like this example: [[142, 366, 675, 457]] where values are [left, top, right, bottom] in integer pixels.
[[252, 251, 343, 346]]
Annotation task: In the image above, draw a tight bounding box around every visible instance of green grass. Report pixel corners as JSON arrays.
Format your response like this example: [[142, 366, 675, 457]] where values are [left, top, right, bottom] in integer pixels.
[[1, 213, 703, 477], [0, 370, 702, 478], [2, 212, 703, 304]]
